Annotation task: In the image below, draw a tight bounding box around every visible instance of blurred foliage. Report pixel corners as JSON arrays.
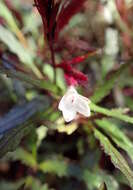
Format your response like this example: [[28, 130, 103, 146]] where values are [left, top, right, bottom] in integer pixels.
[[0, 0, 133, 190]]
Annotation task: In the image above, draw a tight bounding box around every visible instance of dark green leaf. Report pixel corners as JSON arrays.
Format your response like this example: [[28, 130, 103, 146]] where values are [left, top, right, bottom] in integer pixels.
[[94, 129, 133, 188], [0, 97, 49, 157], [39, 156, 118, 190], [0, 67, 59, 94], [95, 119, 133, 162], [91, 63, 129, 103]]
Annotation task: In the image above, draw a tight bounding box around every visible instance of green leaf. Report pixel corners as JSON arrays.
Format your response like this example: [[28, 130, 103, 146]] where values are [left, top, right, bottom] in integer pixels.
[[90, 102, 133, 124], [94, 129, 133, 188], [99, 183, 107, 190], [0, 1, 20, 35], [0, 67, 59, 94], [39, 159, 68, 177], [95, 119, 133, 162], [0, 97, 49, 157], [82, 170, 118, 190], [43, 64, 66, 92], [97, 172, 118, 190], [0, 25, 42, 78], [43, 64, 54, 82], [0, 122, 32, 158], [125, 97, 133, 111], [91, 63, 129, 103], [36, 125, 48, 147], [12, 148, 37, 168], [0, 180, 24, 190], [0, 1, 34, 54], [39, 156, 118, 190], [24, 176, 52, 190]]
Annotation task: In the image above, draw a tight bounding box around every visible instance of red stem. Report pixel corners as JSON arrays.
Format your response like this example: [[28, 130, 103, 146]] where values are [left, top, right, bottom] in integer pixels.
[[49, 40, 56, 84]]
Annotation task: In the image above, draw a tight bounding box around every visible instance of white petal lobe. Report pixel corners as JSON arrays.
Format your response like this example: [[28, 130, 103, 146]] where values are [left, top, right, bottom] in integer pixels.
[[76, 95, 91, 117], [58, 86, 91, 122], [62, 109, 76, 122]]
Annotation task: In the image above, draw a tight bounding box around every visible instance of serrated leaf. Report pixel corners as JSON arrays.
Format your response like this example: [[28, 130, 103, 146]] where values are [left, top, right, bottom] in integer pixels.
[[24, 176, 51, 190], [96, 119, 133, 162], [90, 102, 133, 124], [97, 172, 118, 190], [39, 159, 68, 177], [94, 129, 133, 188], [91, 63, 129, 103], [83, 170, 118, 190], [12, 148, 37, 168], [39, 156, 118, 190]]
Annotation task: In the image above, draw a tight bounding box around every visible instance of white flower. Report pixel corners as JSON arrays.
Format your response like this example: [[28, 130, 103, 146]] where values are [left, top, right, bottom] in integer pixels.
[[58, 86, 91, 122]]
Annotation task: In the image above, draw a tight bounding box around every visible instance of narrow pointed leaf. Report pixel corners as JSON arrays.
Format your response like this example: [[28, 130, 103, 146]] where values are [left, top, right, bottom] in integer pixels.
[[0, 67, 59, 94], [94, 129, 133, 188], [91, 63, 129, 103], [96, 119, 133, 162], [90, 102, 133, 124]]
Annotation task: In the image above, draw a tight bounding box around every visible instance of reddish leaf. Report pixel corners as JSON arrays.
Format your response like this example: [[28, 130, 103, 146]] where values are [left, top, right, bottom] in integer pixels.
[[57, 60, 88, 86], [71, 69, 88, 84], [34, 0, 53, 38], [115, 0, 129, 25], [64, 74, 78, 86], [35, 0, 86, 41], [48, 2, 60, 35], [68, 50, 99, 65], [64, 69, 88, 86], [56, 62, 72, 72], [34, 0, 89, 86], [55, 0, 86, 40], [116, 0, 127, 19]]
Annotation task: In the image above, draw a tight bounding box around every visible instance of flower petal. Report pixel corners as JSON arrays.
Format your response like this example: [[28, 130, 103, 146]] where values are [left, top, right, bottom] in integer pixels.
[[58, 86, 77, 111], [75, 95, 91, 117], [78, 94, 91, 104], [62, 109, 77, 122], [58, 95, 66, 111], [58, 86, 91, 122]]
